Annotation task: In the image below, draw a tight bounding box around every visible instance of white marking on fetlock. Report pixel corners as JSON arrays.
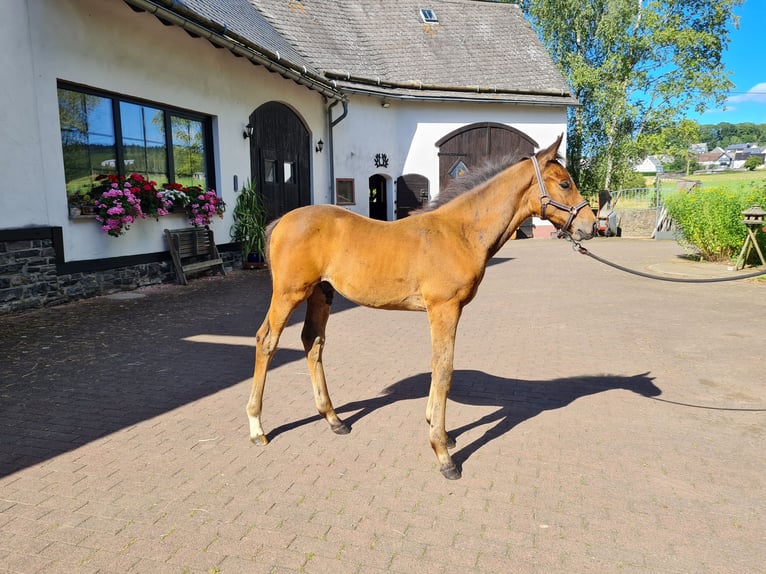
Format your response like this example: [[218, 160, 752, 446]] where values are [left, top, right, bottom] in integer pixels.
[[248, 414, 265, 442]]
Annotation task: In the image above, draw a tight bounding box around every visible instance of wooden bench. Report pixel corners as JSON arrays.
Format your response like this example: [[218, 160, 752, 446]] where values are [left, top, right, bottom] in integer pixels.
[[164, 227, 225, 285]]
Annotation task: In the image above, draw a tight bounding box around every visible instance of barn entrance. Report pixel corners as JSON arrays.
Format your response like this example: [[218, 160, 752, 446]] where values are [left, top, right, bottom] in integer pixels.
[[249, 102, 311, 220], [437, 123, 538, 236]]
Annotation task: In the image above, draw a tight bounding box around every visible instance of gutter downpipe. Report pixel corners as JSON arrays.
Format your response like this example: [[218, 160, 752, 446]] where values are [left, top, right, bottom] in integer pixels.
[[327, 100, 348, 205]]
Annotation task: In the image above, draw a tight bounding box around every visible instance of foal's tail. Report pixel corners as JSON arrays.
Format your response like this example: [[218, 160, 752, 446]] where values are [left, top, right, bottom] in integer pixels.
[[263, 218, 281, 268]]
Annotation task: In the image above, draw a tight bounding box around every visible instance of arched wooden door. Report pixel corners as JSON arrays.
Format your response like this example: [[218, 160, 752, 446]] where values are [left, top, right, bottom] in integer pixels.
[[249, 102, 311, 220], [437, 123, 537, 192], [396, 174, 429, 219], [437, 123, 537, 236]]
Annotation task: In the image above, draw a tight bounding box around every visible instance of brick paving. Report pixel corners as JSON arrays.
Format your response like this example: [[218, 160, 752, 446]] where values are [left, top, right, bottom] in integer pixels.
[[1, 238, 764, 574]]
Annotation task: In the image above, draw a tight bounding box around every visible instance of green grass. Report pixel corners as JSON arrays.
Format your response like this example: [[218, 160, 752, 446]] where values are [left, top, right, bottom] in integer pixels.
[[678, 169, 766, 192]]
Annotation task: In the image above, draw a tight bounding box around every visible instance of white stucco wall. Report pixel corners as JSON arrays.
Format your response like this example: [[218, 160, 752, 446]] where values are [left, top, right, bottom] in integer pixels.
[[331, 97, 568, 218], [0, 0, 329, 262], [1, 0, 571, 265]]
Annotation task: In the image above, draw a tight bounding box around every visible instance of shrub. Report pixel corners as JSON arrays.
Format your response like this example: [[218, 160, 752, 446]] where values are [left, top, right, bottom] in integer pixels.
[[664, 185, 766, 261]]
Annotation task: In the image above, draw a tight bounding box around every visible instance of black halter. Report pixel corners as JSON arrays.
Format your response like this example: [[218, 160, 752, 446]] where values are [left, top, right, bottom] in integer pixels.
[[530, 156, 590, 234]]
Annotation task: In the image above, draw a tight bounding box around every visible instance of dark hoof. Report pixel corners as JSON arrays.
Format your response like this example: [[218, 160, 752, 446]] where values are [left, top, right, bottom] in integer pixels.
[[250, 434, 269, 446], [331, 422, 351, 435], [446, 433, 456, 449], [440, 462, 462, 480]]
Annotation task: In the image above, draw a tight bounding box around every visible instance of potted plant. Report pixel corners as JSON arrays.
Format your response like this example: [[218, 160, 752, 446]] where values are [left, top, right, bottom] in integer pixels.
[[230, 179, 268, 269]]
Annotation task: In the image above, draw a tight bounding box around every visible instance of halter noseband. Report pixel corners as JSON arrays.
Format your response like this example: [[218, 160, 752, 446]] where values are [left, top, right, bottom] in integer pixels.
[[529, 155, 590, 235]]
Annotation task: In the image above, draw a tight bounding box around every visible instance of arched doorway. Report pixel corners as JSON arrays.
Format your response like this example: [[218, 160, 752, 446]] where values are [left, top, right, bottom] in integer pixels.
[[249, 102, 311, 220], [436, 123, 537, 235], [369, 174, 387, 220], [436, 123, 537, 191], [396, 174, 429, 219]]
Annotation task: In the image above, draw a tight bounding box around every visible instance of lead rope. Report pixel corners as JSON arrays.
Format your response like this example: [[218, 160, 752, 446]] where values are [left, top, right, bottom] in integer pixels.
[[560, 233, 766, 284]]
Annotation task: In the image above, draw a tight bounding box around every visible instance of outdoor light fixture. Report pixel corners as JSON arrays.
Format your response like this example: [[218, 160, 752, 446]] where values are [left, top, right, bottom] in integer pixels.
[[381, 100, 390, 108], [315, 139, 324, 153], [243, 123, 253, 139]]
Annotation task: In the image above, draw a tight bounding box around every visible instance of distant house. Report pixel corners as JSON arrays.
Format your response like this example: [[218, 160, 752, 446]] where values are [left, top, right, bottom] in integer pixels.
[[0, 0, 576, 312], [697, 147, 732, 170], [688, 143, 708, 155], [633, 154, 671, 174]]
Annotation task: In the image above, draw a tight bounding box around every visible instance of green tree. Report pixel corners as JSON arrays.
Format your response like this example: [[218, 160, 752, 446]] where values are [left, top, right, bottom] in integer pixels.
[[744, 155, 764, 171], [640, 118, 701, 175], [520, 0, 741, 191]]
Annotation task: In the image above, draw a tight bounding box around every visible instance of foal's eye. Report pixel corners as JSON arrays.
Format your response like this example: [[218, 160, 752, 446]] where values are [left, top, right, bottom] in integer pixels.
[[559, 181, 571, 190]]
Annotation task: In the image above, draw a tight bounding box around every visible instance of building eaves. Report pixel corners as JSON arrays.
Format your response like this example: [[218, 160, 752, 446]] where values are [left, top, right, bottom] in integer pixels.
[[121, 0, 345, 100]]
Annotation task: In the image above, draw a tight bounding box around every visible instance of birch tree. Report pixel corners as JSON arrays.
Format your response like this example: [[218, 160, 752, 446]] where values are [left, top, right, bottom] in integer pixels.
[[518, 0, 742, 191]]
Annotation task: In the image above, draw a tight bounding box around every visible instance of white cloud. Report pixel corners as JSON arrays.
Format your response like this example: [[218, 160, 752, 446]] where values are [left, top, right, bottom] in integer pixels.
[[727, 82, 766, 104]]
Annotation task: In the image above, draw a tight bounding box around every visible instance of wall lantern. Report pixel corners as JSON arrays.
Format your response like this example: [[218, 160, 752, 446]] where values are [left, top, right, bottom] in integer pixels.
[[374, 153, 389, 168], [242, 123, 253, 139], [315, 139, 324, 153]]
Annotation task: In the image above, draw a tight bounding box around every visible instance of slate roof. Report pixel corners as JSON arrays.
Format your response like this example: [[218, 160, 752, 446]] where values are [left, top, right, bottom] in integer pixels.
[[125, 0, 575, 105]]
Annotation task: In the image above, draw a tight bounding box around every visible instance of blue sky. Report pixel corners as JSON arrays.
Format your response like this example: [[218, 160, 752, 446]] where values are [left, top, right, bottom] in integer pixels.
[[686, 0, 765, 125]]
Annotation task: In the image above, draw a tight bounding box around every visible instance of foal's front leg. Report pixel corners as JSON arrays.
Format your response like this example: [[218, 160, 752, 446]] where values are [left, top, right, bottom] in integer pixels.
[[426, 302, 462, 480], [247, 297, 298, 445], [302, 283, 349, 435]]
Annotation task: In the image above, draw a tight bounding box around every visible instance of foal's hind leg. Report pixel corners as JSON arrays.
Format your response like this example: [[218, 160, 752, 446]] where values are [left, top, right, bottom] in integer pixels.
[[302, 282, 349, 435], [247, 296, 301, 445]]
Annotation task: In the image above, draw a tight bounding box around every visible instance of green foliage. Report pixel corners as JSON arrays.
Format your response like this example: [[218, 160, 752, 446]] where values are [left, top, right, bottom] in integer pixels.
[[699, 122, 766, 149], [614, 169, 647, 190], [230, 179, 268, 258], [664, 185, 766, 261], [744, 155, 764, 171], [521, 0, 742, 192]]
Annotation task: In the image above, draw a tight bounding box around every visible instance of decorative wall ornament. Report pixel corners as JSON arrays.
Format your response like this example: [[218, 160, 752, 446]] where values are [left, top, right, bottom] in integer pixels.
[[374, 153, 389, 168]]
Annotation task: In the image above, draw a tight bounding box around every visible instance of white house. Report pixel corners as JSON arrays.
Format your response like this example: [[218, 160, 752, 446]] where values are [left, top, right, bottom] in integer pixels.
[[0, 0, 576, 312]]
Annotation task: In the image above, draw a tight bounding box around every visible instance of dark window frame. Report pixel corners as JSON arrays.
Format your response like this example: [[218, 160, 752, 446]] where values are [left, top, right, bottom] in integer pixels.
[[57, 80, 216, 193]]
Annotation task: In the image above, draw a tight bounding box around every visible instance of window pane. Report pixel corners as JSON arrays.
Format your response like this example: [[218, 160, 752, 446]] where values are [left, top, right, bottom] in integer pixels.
[[336, 179, 355, 205], [283, 161, 296, 184], [171, 116, 207, 188], [264, 159, 276, 183], [120, 101, 167, 182], [58, 88, 116, 198]]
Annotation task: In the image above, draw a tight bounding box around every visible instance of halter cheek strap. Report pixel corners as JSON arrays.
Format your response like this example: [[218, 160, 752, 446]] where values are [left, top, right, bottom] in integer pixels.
[[530, 156, 589, 234]]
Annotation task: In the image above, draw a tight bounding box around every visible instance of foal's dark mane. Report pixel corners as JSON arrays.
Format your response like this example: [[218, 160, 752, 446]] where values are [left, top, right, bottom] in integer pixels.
[[416, 151, 565, 213]]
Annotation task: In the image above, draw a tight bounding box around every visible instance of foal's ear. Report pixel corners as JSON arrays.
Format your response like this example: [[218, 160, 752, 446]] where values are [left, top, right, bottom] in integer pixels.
[[537, 133, 564, 163]]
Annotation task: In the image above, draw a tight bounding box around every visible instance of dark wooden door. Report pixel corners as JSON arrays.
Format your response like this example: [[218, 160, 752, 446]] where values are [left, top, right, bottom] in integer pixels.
[[369, 174, 387, 220], [396, 174, 429, 219], [250, 102, 310, 220], [437, 123, 537, 192], [437, 123, 537, 236]]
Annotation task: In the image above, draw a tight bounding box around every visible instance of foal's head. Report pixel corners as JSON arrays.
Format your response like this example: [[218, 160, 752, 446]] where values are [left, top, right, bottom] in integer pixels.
[[529, 135, 596, 241]]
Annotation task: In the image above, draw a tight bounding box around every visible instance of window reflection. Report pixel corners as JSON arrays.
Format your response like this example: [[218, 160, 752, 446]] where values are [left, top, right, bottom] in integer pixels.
[[57, 89, 116, 197], [120, 102, 167, 182], [171, 116, 206, 188], [264, 159, 277, 183], [57, 84, 213, 212]]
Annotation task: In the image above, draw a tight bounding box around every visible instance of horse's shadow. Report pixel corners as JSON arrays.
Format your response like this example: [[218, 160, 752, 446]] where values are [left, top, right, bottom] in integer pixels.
[[268, 370, 660, 468]]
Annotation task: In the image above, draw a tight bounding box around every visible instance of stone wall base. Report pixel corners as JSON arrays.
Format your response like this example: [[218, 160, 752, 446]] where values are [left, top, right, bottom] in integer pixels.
[[1, 229, 241, 315]]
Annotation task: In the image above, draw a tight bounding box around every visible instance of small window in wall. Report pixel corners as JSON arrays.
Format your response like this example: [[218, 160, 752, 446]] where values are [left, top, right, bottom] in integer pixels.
[[57, 82, 214, 200], [420, 8, 438, 23], [449, 160, 468, 179], [264, 159, 277, 183], [284, 161, 296, 184], [336, 178, 355, 205]]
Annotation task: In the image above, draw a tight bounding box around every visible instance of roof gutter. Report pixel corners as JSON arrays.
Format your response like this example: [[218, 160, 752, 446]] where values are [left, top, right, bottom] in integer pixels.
[[122, 0, 345, 101], [323, 70, 573, 100]]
